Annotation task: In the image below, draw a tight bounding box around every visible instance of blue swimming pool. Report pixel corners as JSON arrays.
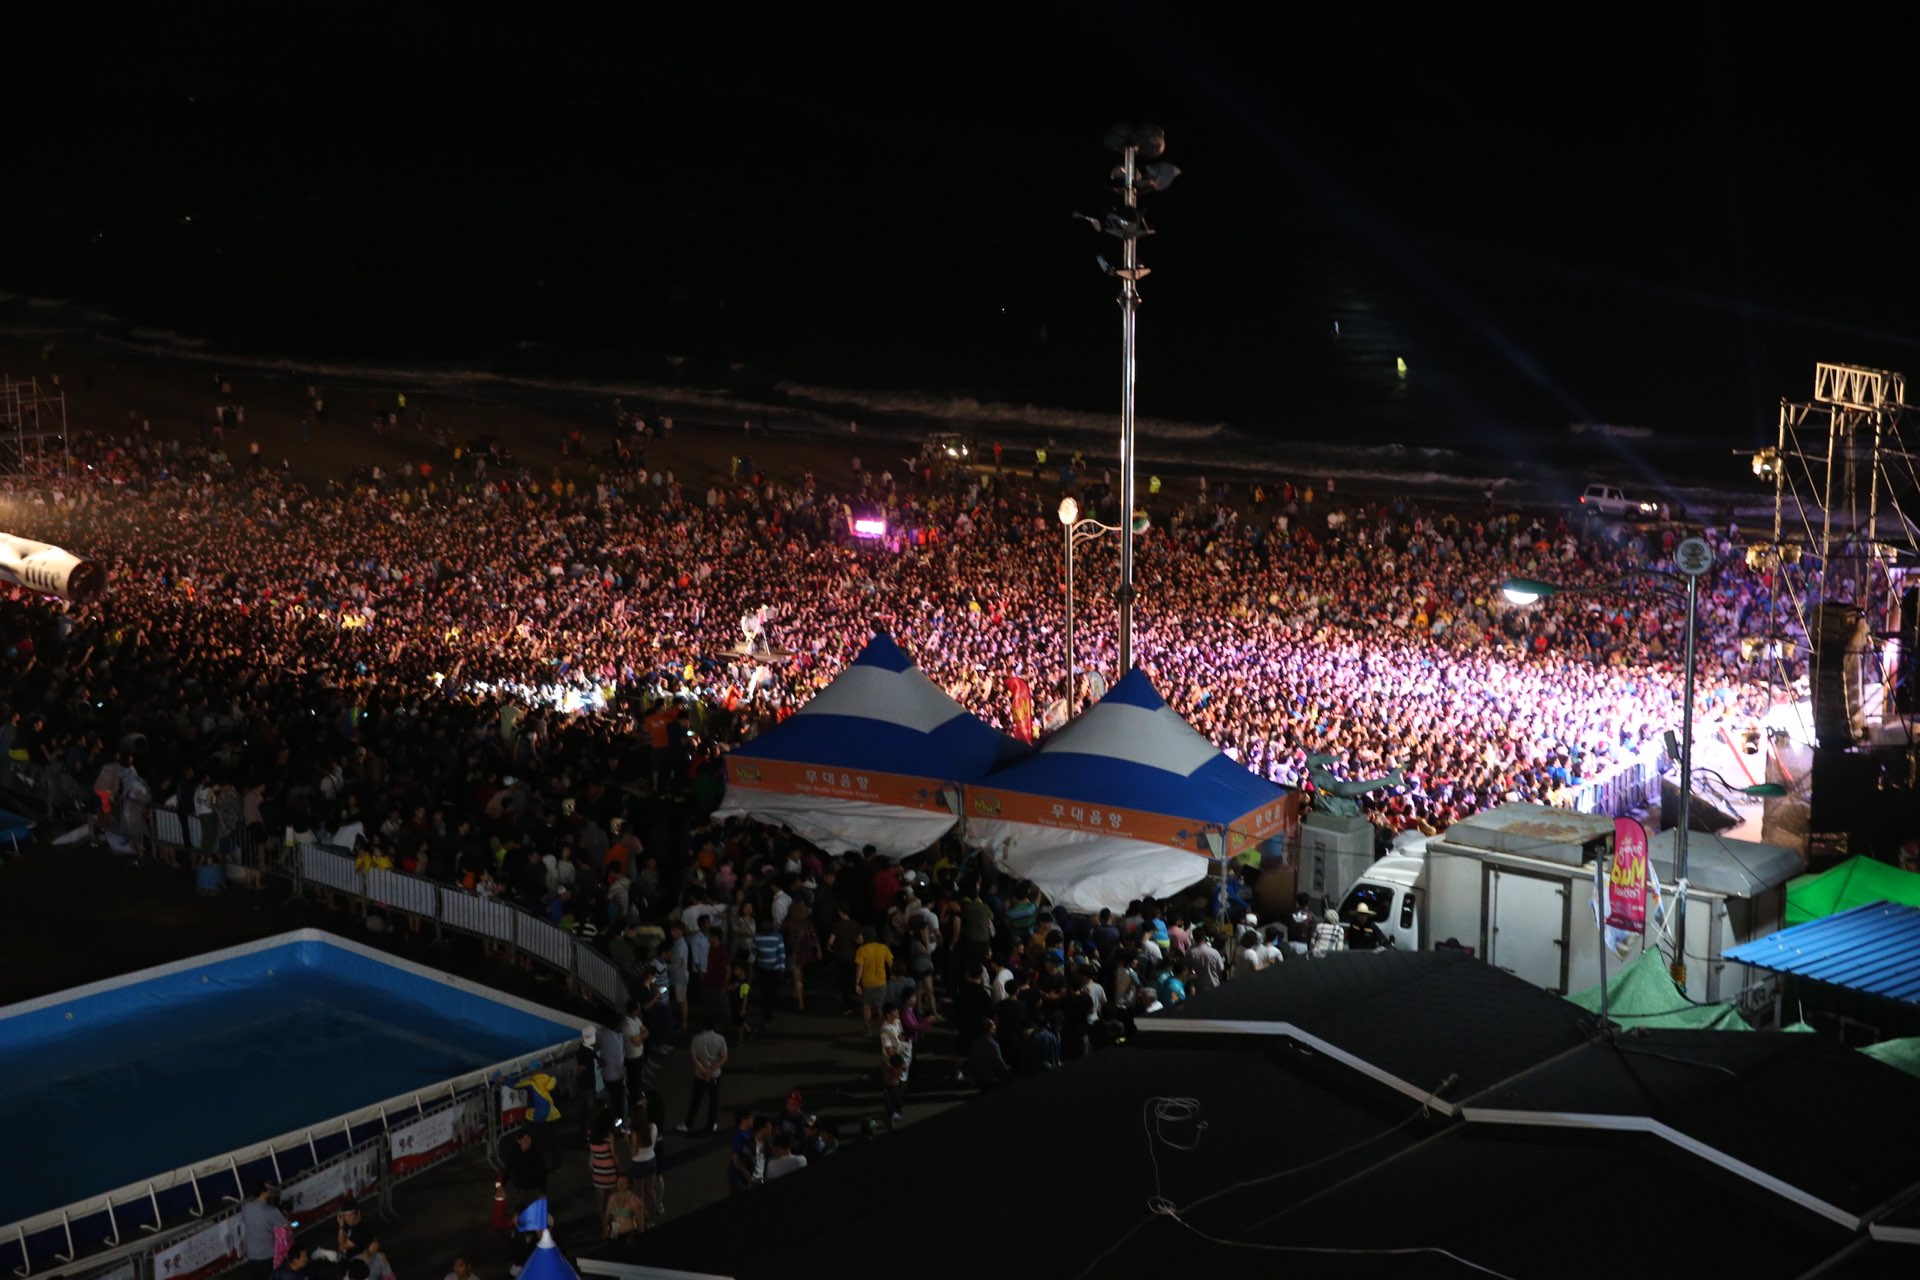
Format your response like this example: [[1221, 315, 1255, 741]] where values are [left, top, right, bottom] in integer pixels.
[[0, 931, 577, 1229]]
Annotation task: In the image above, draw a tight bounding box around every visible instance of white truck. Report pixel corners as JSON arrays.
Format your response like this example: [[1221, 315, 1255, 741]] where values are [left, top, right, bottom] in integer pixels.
[[1333, 803, 1799, 1002]]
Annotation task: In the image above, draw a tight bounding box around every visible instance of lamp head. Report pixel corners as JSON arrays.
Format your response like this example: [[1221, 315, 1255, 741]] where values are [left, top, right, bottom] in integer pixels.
[[1058, 497, 1079, 526], [1501, 578, 1554, 606]]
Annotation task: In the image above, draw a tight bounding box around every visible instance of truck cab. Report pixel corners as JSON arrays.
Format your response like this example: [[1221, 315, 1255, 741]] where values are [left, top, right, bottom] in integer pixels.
[[1337, 852, 1426, 952]]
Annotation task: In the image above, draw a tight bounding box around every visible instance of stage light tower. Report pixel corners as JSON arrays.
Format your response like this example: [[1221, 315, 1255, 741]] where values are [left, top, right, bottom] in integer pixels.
[[1078, 123, 1178, 677]]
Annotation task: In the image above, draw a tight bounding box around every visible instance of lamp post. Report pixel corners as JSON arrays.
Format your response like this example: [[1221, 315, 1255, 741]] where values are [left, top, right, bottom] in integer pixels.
[[1058, 497, 1136, 715], [1502, 535, 1716, 993]]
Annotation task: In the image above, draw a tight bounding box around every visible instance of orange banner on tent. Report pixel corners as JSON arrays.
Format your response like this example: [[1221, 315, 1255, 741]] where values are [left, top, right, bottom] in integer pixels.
[[966, 786, 1300, 858], [726, 756, 952, 812]]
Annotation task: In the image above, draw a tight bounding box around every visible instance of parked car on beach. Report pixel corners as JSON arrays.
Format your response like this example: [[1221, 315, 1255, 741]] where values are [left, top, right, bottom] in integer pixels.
[[1576, 483, 1658, 518]]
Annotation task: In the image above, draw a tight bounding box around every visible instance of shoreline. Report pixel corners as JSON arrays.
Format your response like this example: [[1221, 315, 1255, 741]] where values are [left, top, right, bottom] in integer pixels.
[[0, 332, 1718, 545], [0, 308, 1781, 522]]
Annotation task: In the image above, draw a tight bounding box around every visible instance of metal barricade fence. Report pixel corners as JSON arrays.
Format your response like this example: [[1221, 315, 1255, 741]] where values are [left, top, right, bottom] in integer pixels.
[[573, 945, 626, 1011], [59, 1047, 572, 1280], [513, 910, 575, 971], [1551, 744, 1664, 818], [265, 843, 628, 1014]]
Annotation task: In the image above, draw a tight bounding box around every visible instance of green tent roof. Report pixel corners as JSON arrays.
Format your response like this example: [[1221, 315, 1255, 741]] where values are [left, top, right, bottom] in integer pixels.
[[1861, 1037, 1920, 1078], [1787, 856, 1920, 926], [1566, 947, 1750, 1031]]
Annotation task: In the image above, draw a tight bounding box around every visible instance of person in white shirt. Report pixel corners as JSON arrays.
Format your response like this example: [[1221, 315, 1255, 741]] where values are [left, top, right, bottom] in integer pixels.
[[764, 1134, 808, 1180], [1242, 929, 1285, 972], [991, 960, 1016, 1003], [771, 885, 792, 929]]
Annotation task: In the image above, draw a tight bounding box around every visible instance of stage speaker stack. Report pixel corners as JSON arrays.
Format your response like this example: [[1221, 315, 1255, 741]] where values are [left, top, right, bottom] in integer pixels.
[[1897, 588, 1920, 716], [1811, 602, 1869, 748]]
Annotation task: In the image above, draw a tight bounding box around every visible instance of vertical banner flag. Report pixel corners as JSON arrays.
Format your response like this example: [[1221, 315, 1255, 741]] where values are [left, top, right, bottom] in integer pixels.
[[1005, 675, 1036, 744], [1607, 817, 1649, 935]]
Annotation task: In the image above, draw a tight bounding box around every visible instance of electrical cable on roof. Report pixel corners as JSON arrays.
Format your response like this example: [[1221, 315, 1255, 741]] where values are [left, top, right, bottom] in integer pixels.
[[1608, 1041, 1744, 1081], [1159, 1212, 1522, 1279], [1069, 1078, 1462, 1280]]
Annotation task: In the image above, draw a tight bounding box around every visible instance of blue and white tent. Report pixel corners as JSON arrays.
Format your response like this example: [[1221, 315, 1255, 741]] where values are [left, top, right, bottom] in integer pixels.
[[966, 670, 1299, 911], [715, 633, 1026, 857]]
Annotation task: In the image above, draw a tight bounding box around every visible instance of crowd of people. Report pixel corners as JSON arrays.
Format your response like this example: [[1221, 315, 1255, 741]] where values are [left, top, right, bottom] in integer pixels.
[[0, 385, 1786, 858], [0, 373, 1808, 1271]]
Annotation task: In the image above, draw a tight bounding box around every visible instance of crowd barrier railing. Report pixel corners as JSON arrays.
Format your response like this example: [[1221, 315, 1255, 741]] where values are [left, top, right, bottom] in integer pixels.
[[286, 844, 630, 1014], [0, 763, 631, 1029], [8, 1035, 577, 1280], [1548, 742, 1666, 818]]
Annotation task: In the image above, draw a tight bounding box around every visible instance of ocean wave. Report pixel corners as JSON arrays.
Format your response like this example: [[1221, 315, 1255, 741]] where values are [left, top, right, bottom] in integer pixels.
[[127, 327, 208, 350], [775, 381, 1230, 442], [1569, 422, 1655, 439]]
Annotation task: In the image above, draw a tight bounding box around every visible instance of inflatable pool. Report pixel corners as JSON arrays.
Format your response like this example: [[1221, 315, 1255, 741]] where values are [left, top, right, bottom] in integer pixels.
[[0, 930, 577, 1271]]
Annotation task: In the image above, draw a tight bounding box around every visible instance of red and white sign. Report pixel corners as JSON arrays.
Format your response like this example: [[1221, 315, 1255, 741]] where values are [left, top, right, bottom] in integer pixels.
[[151, 1215, 245, 1280], [1607, 816, 1649, 935], [389, 1095, 483, 1177], [282, 1144, 380, 1218]]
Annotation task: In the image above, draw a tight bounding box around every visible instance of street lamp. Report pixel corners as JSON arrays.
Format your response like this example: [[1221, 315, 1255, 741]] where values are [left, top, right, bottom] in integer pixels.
[[1058, 497, 1149, 715], [1500, 535, 1716, 992]]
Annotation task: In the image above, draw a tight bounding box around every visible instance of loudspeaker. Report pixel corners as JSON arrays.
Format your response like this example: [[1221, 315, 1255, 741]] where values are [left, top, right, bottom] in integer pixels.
[[1898, 589, 1920, 715], [1812, 602, 1869, 747], [1660, 779, 1739, 834], [1809, 748, 1879, 841]]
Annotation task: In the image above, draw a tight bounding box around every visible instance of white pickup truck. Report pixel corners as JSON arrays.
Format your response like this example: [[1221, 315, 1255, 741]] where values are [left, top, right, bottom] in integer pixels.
[[1576, 484, 1658, 518]]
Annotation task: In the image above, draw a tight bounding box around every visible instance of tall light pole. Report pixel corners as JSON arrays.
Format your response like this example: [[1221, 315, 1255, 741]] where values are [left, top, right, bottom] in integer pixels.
[[1080, 124, 1177, 677], [1503, 535, 1718, 993]]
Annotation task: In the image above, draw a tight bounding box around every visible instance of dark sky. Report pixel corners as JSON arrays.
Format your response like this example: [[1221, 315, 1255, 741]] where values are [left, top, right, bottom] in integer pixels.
[[4, 4, 1916, 442]]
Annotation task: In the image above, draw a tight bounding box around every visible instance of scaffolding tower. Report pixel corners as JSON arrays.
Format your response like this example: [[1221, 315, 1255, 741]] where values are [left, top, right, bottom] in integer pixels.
[[0, 374, 70, 475], [1746, 364, 1920, 858]]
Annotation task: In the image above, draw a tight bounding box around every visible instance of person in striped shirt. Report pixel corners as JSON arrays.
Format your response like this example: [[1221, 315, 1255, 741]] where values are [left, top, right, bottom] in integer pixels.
[[1004, 883, 1040, 943], [752, 917, 788, 1026]]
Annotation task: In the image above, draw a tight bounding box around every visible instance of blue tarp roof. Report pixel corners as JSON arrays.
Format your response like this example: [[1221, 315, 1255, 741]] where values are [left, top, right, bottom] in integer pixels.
[[1725, 900, 1920, 1006], [728, 633, 1025, 782], [976, 669, 1286, 825]]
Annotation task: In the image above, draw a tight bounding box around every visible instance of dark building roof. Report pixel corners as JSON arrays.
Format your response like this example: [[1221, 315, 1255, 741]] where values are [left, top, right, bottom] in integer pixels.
[[623, 1039, 1423, 1280], [1222, 1125, 1858, 1279], [1463, 1028, 1920, 1219], [623, 956, 1920, 1280], [1147, 950, 1596, 1102], [1726, 900, 1920, 1006]]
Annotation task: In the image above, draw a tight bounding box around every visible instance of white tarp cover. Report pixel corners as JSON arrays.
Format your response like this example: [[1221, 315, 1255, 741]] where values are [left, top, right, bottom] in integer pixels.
[[966, 669, 1296, 911], [714, 633, 1024, 858]]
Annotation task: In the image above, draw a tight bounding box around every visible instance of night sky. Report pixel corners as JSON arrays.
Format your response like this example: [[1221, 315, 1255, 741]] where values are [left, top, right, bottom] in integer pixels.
[[4, 4, 1916, 446]]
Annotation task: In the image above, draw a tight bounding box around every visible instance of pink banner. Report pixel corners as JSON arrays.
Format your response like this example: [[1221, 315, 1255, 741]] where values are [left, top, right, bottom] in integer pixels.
[[1607, 816, 1649, 935]]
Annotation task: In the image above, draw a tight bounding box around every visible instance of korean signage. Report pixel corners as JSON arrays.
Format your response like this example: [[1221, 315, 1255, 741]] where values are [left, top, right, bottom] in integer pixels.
[[1607, 817, 1649, 935], [151, 1216, 245, 1280], [726, 757, 949, 811]]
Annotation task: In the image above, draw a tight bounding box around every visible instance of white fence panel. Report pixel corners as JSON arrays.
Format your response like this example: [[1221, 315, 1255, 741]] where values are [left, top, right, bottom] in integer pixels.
[[153, 808, 187, 846], [516, 914, 575, 971], [440, 889, 517, 944], [366, 868, 440, 917], [302, 846, 362, 894], [574, 945, 628, 1008]]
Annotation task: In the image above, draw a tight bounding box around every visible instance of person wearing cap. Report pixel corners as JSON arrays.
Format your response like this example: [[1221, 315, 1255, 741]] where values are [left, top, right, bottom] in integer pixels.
[[1346, 900, 1387, 951], [1311, 909, 1347, 958], [777, 1090, 809, 1145]]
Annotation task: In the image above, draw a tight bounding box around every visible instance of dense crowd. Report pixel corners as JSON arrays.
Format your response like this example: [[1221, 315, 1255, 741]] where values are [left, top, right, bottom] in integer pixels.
[[0, 403, 1781, 851], [0, 393, 1796, 1259]]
